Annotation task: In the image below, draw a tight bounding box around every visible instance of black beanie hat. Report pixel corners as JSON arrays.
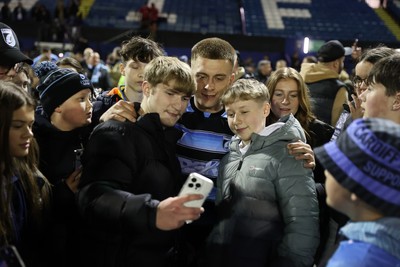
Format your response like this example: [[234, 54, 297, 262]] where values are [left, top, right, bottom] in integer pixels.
[[36, 66, 93, 116]]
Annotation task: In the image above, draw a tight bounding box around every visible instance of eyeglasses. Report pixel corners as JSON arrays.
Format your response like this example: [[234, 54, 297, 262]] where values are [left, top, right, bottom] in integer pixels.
[[0, 63, 24, 76], [353, 76, 368, 88]]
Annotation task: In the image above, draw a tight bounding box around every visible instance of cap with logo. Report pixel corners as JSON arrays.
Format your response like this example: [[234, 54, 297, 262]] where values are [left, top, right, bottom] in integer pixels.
[[315, 118, 400, 217], [0, 22, 33, 66], [317, 40, 352, 63]]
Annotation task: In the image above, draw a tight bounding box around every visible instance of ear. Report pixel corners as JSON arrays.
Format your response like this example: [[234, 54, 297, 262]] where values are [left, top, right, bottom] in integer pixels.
[[54, 106, 62, 113], [119, 63, 125, 76], [142, 81, 151, 97], [263, 102, 271, 118], [229, 72, 236, 86], [333, 59, 340, 69], [392, 92, 400, 111]]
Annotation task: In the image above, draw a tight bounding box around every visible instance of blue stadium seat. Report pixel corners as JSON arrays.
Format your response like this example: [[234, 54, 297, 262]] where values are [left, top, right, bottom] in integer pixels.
[[79, 0, 397, 42]]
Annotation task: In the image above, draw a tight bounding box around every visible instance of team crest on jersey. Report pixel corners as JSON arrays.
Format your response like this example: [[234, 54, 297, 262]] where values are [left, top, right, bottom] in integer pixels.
[[223, 139, 230, 150], [1, 29, 16, 47]]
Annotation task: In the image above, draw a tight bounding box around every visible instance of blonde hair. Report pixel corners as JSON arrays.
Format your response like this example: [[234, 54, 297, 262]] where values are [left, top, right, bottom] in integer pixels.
[[222, 79, 270, 106], [144, 56, 196, 96]]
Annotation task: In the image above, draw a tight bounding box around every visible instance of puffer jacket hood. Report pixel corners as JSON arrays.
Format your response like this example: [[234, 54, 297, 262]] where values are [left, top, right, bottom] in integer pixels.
[[300, 62, 339, 83], [230, 114, 305, 152]]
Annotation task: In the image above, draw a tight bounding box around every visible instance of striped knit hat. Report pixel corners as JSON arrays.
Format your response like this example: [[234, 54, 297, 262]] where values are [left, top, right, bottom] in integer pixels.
[[315, 118, 400, 217], [36, 65, 93, 116]]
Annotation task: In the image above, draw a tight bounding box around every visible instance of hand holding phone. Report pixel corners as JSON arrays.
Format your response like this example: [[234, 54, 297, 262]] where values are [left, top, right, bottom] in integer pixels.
[[178, 173, 213, 224], [178, 173, 213, 208]]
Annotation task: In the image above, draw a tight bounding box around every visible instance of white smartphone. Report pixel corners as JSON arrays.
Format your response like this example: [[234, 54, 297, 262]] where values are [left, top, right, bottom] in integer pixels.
[[178, 172, 213, 208]]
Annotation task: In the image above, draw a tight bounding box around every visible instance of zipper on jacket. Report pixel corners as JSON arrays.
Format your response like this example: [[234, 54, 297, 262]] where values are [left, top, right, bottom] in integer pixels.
[[237, 159, 243, 171]]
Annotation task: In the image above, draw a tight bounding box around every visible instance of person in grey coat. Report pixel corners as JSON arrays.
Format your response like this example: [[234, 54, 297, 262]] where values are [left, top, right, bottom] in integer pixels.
[[205, 79, 319, 267]]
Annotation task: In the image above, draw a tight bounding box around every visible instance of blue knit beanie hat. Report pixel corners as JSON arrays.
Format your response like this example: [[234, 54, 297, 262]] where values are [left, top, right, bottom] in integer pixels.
[[35, 61, 93, 116], [315, 118, 400, 217]]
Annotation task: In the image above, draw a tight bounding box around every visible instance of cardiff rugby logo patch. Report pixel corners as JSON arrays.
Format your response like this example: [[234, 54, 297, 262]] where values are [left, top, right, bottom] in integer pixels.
[[1, 29, 16, 47], [79, 74, 91, 86]]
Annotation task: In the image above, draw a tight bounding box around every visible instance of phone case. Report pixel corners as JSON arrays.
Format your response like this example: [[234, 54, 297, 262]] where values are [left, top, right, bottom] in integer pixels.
[[178, 172, 213, 208]]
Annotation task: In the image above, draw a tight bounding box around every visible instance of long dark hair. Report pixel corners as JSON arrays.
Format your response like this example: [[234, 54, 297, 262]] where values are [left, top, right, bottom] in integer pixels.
[[0, 81, 50, 245]]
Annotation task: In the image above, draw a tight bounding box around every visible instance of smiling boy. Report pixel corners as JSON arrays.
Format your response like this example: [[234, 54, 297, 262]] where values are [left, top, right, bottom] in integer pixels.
[[77, 56, 204, 267], [92, 36, 164, 125], [206, 79, 319, 267]]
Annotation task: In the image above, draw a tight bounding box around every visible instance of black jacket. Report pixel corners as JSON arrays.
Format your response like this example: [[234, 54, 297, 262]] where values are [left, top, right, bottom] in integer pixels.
[[307, 79, 346, 125], [33, 110, 91, 267], [33, 110, 90, 217], [308, 119, 334, 184], [77, 113, 184, 267]]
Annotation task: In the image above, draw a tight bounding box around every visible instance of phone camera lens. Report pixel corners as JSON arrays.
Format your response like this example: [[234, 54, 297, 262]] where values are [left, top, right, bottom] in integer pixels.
[[191, 178, 197, 182], [188, 183, 193, 188], [196, 183, 201, 188]]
